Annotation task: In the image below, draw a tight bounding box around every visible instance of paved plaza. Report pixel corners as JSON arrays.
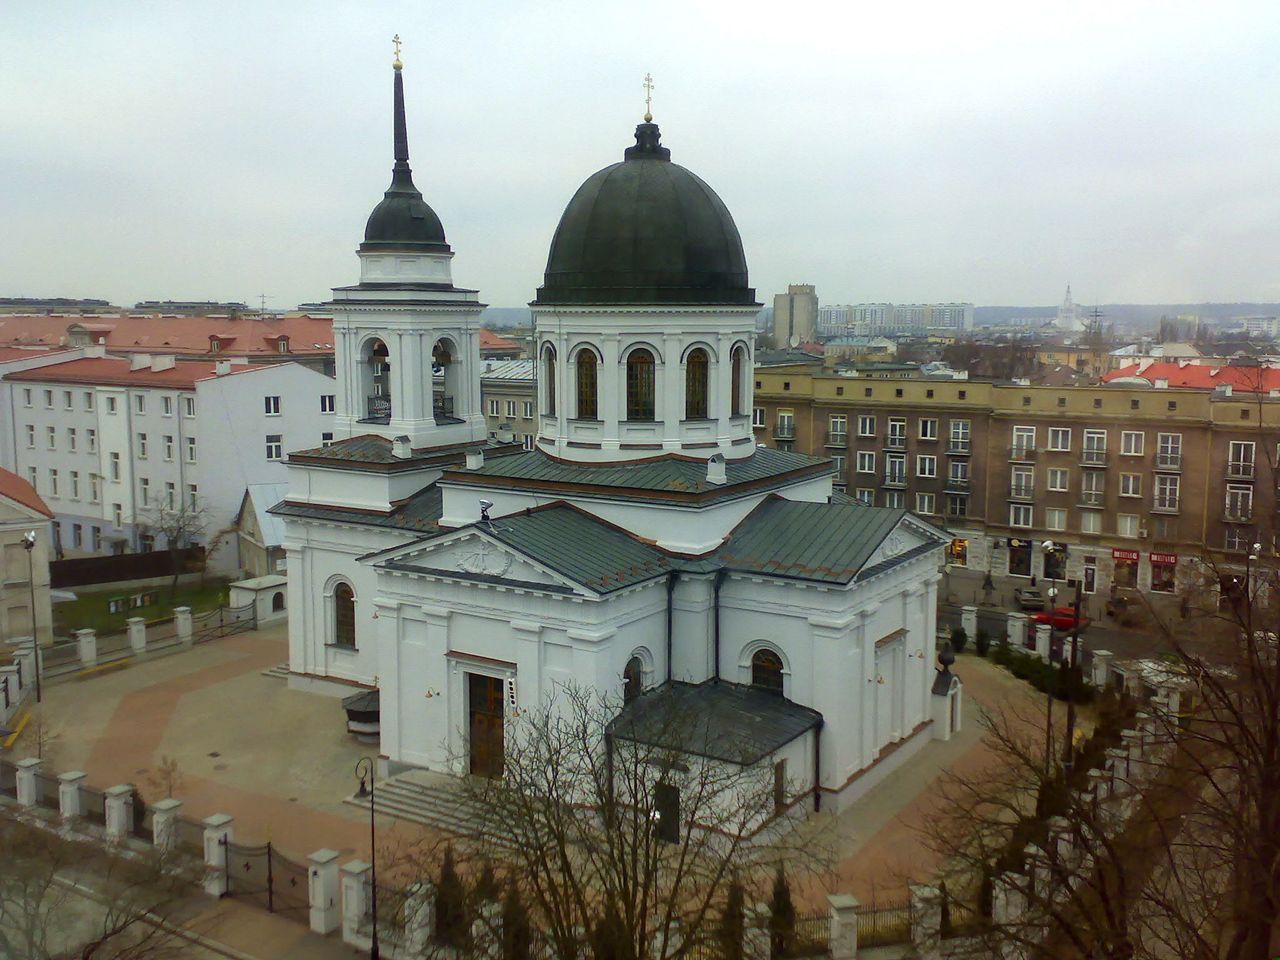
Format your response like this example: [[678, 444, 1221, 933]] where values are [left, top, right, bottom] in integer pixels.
[[15, 619, 1046, 930]]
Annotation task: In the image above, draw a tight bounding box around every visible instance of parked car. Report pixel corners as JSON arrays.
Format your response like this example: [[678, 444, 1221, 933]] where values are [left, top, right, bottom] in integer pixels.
[[1013, 588, 1045, 611], [1033, 606, 1089, 631]]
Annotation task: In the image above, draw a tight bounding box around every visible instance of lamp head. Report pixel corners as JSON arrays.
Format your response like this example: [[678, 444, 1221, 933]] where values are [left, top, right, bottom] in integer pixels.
[[22, 530, 36, 550], [356, 774, 370, 799]]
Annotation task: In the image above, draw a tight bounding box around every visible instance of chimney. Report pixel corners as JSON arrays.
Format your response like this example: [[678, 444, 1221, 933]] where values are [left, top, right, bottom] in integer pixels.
[[129, 354, 153, 371], [465, 448, 485, 470], [706, 453, 727, 486], [84, 343, 106, 359], [1154, 378, 1168, 389], [496, 425, 514, 444], [391, 436, 413, 460], [214, 360, 233, 376], [151, 355, 176, 372]]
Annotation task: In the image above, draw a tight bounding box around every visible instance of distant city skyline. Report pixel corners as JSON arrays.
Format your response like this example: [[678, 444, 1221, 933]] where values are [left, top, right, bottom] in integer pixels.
[[3, 2, 1279, 311]]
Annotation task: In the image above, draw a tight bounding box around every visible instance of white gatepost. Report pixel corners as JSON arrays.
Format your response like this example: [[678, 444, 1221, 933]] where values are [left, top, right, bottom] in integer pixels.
[[909, 884, 943, 960], [960, 604, 978, 640], [341, 860, 372, 950], [104, 784, 134, 842], [744, 903, 770, 960], [175, 607, 193, 647], [0, 665, 20, 709], [15, 757, 42, 807], [1090, 649, 1113, 687], [75, 628, 98, 668], [1007, 612, 1027, 649], [202, 814, 233, 897], [151, 798, 182, 853], [58, 771, 86, 824], [403, 880, 434, 955], [127, 617, 147, 655], [827, 894, 858, 960], [308, 848, 342, 935], [1034, 623, 1052, 662]]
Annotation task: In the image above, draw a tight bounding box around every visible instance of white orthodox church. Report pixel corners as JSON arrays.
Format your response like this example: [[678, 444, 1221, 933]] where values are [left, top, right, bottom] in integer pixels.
[[275, 58, 956, 817]]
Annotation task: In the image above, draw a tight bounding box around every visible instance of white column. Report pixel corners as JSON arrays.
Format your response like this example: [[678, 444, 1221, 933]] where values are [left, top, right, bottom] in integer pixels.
[[858, 605, 879, 767], [175, 607, 193, 646], [104, 784, 134, 841], [308, 848, 342, 935], [127, 617, 147, 655], [151, 798, 182, 853], [1006, 611, 1027, 648], [202, 814, 234, 897], [75, 628, 97, 668], [1090, 649, 1113, 687], [908, 883, 942, 960], [960, 604, 978, 639], [827, 893, 859, 960], [15, 757, 42, 807], [58, 771, 86, 823], [402, 880, 434, 954], [1034, 623, 1052, 662], [601, 333, 621, 453], [341, 860, 373, 950]]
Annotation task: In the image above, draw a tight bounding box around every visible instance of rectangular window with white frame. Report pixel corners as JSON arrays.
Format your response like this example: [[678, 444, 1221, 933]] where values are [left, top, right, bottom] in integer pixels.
[[165, 482, 175, 509], [70, 471, 79, 500], [62, 390, 72, 410], [1010, 503, 1034, 528], [856, 488, 874, 505], [265, 396, 281, 416], [112, 503, 122, 528], [948, 419, 970, 451], [24, 424, 34, 448], [320, 394, 335, 414], [1080, 511, 1101, 534], [885, 491, 905, 509], [84, 391, 94, 412], [1046, 507, 1066, 531], [856, 451, 875, 474], [522, 401, 534, 419], [948, 460, 969, 483], [1155, 474, 1180, 511], [187, 484, 198, 509], [139, 477, 150, 507], [887, 418, 907, 447], [109, 452, 120, 481], [831, 454, 846, 476], [183, 396, 195, 418], [162, 435, 173, 460], [106, 396, 117, 414], [162, 396, 173, 416], [1012, 425, 1035, 456], [1048, 427, 1071, 451], [67, 428, 76, 452], [48, 469, 58, 497], [22, 388, 31, 408], [506, 400, 517, 418], [185, 437, 196, 463], [488, 399, 500, 416], [858, 414, 876, 437], [27, 467, 37, 489], [1228, 440, 1255, 478], [916, 454, 937, 478], [1121, 431, 1144, 456], [752, 407, 765, 428], [90, 476, 100, 503], [1117, 514, 1140, 538], [916, 492, 936, 514], [919, 418, 938, 440], [137, 433, 147, 459], [135, 394, 145, 415], [87, 428, 97, 453], [1047, 468, 1068, 492], [44, 390, 53, 409], [46, 426, 55, 450], [1120, 473, 1142, 497], [322, 432, 334, 446], [265, 434, 283, 461]]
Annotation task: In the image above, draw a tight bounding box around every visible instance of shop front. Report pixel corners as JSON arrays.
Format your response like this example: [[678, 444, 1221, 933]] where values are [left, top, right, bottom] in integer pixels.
[[1112, 549, 1140, 590], [1150, 552, 1178, 594]]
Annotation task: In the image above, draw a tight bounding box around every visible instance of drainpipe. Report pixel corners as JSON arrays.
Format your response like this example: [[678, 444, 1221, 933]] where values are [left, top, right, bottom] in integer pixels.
[[665, 571, 677, 684], [712, 568, 729, 683], [812, 719, 825, 813]]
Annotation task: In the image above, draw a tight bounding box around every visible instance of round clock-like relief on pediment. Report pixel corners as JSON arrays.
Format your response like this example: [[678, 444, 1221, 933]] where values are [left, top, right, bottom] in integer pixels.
[[459, 540, 513, 578], [885, 532, 906, 557]]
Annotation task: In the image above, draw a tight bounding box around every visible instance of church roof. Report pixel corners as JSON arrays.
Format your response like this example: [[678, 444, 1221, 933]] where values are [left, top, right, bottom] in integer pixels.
[[288, 435, 523, 471], [609, 681, 823, 765], [270, 483, 444, 534]]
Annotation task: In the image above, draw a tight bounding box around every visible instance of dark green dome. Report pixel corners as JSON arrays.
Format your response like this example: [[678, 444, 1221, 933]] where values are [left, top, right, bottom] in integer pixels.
[[359, 65, 450, 254], [535, 122, 755, 306]]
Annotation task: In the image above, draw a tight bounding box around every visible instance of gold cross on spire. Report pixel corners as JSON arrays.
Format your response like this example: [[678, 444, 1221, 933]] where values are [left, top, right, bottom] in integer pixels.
[[392, 33, 403, 70], [643, 72, 654, 122]]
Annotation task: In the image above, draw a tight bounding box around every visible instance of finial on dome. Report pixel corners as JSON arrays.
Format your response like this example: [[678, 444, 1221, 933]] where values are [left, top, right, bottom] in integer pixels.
[[392, 33, 403, 71], [643, 72, 654, 123]]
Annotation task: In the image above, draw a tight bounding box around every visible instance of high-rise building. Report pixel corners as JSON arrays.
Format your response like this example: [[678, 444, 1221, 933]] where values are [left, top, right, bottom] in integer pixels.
[[772, 284, 818, 346]]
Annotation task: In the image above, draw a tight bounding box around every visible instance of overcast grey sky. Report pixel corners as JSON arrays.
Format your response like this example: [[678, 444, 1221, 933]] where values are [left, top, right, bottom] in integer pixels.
[[3, 1, 1279, 311]]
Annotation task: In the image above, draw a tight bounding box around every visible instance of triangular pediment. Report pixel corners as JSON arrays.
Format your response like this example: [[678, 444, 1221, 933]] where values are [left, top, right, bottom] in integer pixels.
[[862, 515, 948, 570], [371, 527, 587, 595]]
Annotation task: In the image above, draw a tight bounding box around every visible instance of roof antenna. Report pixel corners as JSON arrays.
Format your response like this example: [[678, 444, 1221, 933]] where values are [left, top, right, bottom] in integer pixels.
[[479, 498, 494, 526]]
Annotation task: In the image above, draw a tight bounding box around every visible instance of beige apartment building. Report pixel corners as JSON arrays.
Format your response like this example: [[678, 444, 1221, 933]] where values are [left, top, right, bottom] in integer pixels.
[[479, 359, 536, 449], [753, 367, 1280, 608]]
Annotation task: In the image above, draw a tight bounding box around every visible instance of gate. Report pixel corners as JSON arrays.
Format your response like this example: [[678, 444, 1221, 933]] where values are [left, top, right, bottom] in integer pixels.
[[269, 846, 311, 920], [855, 897, 912, 948], [222, 837, 271, 911], [0, 759, 16, 798], [191, 602, 257, 644], [82, 785, 107, 825]]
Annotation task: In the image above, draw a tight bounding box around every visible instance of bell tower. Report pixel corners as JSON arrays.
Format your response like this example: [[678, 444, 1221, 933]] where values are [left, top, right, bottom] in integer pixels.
[[330, 43, 485, 449]]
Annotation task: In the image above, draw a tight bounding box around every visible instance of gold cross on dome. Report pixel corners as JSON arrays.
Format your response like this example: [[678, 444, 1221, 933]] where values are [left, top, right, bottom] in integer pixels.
[[392, 33, 403, 69], [643, 72, 654, 122]]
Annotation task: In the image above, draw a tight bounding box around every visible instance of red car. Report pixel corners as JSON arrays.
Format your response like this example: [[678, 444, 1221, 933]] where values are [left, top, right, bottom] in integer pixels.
[[1032, 607, 1089, 631]]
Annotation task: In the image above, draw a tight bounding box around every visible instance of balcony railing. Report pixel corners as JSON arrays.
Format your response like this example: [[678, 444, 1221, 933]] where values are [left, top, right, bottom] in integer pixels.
[[825, 431, 848, 448], [1080, 449, 1108, 467], [947, 440, 972, 455], [1009, 444, 1036, 461], [1009, 483, 1034, 500], [883, 473, 907, 489], [885, 436, 907, 450], [945, 505, 969, 518], [945, 477, 970, 491], [774, 422, 796, 440], [1151, 498, 1180, 514], [1224, 506, 1254, 523], [1079, 490, 1105, 507], [1227, 461, 1256, 480], [1155, 453, 1182, 471], [365, 395, 391, 422]]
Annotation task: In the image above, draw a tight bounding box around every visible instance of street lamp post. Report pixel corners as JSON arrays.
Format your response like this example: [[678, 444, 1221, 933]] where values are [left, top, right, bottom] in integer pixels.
[[22, 530, 41, 704], [1062, 579, 1085, 774], [1040, 540, 1062, 777], [355, 757, 379, 960]]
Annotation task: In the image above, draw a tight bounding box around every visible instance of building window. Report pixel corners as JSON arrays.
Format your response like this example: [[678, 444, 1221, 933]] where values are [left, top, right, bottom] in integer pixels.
[[1083, 429, 1107, 460], [522, 401, 534, 419], [72, 524, 82, 548], [1012, 425, 1035, 456], [48, 469, 58, 497], [89, 476, 100, 503], [685, 348, 709, 419], [1151, 557, 1176, 593], [488, 399, 500, 416], [948, 460, 969, 484], [916, 492, 935, 514], [187, 484, 198, 509], [112, 503, 123, 528], [626, 349, 657, 421], [1155, 474, 1180, 511], [919, 418, 938, 440], [109, 452, 120, 481], [162, 396, 173, 416], [1080, 511, 1101, 534], [1010, 504, 1033, 528], [266, 435, 283, 461], [752, 407, 765, 428], [106, 396, 117, 414], [321, 394, 335, 413], [500, 399, 513, 419], [1047, 468, 1068, 492], [543, 344, 557, 417], [22, 388, 31, 407], [87, 428, 97, 453], [46, 426, 56, 450], [1225, 528, 1252, 553], [70, 471, 79, 500], [44, 389, 53, 409], [1011, 465, 1033, 499], [84, 391, 94, 411], [183, 396, 195, 417], [185, 437, 197, 463], [885, 491, 905, 508], [63, 390, 72, 410], [67, 428, 76, 452], [1121, 431, 1144, 456], [163, 435, 173, 460], [1008, 540, 1032, 576], [831, 454, 846, 476], [623, 656, 643, 703], [1157, 433, 1181, 469], [137, 433, 147, 458], [165, 482, 175, 509], [829, 414, 847, 442], [751, 648, 784, 693], [856, 488, 874, 505], [322, 432, 334, 447], [887, 418, 907, 447], [522, 434, 535, 451], [24, 424, 34, 448], [333, 583, 356, 648], [731, 345, 747, 417], [1228, 441, 1255, 478], [1046, 507, 1066, 531], [946, 494, 967, 517], [265, 396, 281, 415], [858, 415, 876, 437], [1048, 427, 1071, 451], [1226, 484, 1253, 521], [135, 394, 146, 414], [916, 455, 937, 478], [947, 538, 968, 565], [27, 466, 37, 490], [1120, 473, 1142, 497]]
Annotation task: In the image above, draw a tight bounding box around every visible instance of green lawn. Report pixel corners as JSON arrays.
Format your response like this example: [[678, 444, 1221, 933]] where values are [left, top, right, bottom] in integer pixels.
[[53, 579, 232, 637]]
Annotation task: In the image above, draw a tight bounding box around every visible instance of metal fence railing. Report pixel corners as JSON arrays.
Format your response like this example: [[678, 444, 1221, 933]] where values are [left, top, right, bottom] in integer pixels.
[[174, 814, 205, 854], [0, 759, 17, 798], [855, 898, 912, 948], [34, 772, 61, 811], [81, 785, 107, 825]]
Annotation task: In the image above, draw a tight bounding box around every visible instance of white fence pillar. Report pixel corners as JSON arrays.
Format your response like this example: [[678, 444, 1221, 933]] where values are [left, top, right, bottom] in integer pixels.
[[15, 757, 42, 807], [341, 860, 372, 950], [75, 628, 98, 668], [403, 880, 434, 955], [175, 607, 193, 647], [1007, 612, 1027, 648], [308, 848, 342, 935], [202, 814, 233, 897], [126, 617, 147, 655], [744, 903, 770, 960], [960, 604, 978, 640], [909, 883, 943, 960], [104, 784, 134, 842], [827, 894, 859, 960], [58, 770, 86, 823], [1034, 623, 1052, 662], [151, 798, 182, 853], [1090, 649, 1113, 687], [0, 665, 20, 713]]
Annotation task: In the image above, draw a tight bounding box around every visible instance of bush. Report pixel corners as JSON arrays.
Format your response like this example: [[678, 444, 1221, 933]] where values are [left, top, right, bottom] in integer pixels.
[[502, 882, 532, 960], [950, 626, 969, 654], [435, 846, 469, 949], [719, 878, 746, 960], [975, 629, 991, 657], [990, 637, 1011, 665], [768, 866, 796, 960]]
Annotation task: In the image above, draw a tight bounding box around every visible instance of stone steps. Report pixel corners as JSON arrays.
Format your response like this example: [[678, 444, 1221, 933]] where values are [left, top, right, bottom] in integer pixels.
[[260, 662, 290, 680], [344, 773, 511, 844]]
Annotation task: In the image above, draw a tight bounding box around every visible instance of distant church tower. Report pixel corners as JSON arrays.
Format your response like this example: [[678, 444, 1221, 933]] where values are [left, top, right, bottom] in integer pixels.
[[1056, 284, 1083, 333], [329, 52, 485, 449]]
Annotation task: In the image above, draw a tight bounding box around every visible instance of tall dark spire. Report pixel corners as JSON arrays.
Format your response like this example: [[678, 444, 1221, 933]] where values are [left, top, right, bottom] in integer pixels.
[[393, 64, 410, 166]]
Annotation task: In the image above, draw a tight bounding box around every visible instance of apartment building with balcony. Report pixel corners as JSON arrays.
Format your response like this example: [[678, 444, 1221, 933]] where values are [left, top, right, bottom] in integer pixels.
[[753, 368, 1280, 604]]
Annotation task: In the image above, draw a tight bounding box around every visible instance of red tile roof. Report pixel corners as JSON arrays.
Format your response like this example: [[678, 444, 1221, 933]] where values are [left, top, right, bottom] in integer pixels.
[[0, 467, 53, 518], [0, 314, 335, 357], [0, 347, 68, 363], [1104, 361, 1280, 393], [480, 328, 521, 353], [5, 357, 278, 390]]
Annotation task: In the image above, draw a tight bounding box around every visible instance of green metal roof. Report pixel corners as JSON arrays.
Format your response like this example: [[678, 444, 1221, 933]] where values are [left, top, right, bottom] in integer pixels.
[[268, 484, 444, 534]]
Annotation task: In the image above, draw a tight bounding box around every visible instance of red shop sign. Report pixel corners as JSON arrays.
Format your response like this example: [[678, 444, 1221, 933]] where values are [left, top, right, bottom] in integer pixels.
[[1149, 552, 1178, 565], [1112, 549, 1141, 562]]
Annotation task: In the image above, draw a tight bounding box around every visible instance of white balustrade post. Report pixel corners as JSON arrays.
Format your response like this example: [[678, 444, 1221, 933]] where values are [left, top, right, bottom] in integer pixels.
[[341, 860, 372, 950], [15, 757, 42, 807], [827, 894, 859, 960], [75, 628, 98, 668], [202, 814, 234, 897], [1090, 649, 1113, 688], [175, 607, 193, 647], [308, 848, 342, 935], [960, 604, 978, 640], [909, 883, 943, 960], [58, 770, 86, 825], [1006, 611, 1027, 648], [403, 880, 435, 955], [126, 617, 147, 655], [104, 784, 134, 842], [150, 798, 182, 853], [1034, 623, 1052, 662]]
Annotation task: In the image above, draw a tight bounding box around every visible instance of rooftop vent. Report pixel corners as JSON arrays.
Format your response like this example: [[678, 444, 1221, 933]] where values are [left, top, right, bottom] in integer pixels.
[[465, 448, 485, 470], [391, 436, 412, 460], [706, 453, 727, 486]]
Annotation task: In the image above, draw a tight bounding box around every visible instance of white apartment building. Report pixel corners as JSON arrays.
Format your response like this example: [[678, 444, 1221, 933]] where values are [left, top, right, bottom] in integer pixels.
[[839, 302, 974, 335], [2, 352, 337, 572]]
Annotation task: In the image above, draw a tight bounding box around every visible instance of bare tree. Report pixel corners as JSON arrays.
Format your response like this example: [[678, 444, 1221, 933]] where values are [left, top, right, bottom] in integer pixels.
[[392, 682, 833, 960], [0, 808, 201, 959], [138, 500, 209, 601], [145, 756, 183, 801]]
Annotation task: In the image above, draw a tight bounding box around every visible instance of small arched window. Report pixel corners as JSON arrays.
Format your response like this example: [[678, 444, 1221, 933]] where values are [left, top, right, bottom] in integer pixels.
[[685, 348, 709, 420], [751, 648, 784, 694], [626, 349, 656, 421], [731, 346, 746, 417], [543, 345, 557, 417], [623, 656, 644, 702], [333, 583, 356, 648], [577, 351, 598, 420]]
